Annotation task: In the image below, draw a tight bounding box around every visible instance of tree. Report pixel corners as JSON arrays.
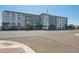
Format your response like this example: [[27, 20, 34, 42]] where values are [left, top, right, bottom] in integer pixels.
[[49, 25, 56, 30], [35, 24, 42, 30], [64, 24, 67, 30], [67, 24, 75, 30], [39, 25, 43, 30], [25, 21, 33, 30], [2, 22, 10, 30], [76, 26, 79, 29]]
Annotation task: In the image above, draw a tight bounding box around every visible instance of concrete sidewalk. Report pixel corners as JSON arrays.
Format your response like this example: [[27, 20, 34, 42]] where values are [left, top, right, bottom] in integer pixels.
[[0, 40, 35, 53]]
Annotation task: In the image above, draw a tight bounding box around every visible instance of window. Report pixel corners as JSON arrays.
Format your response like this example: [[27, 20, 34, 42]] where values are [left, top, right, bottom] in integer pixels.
[[22, 14, 24, 16], [18, 17, 21, 19], [7, 13, 10, 15], [18, 14, 20, 16]]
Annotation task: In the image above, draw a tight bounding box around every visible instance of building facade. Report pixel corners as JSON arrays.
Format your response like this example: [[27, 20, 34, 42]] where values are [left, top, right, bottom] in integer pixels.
[[2, 10, 67, 30]]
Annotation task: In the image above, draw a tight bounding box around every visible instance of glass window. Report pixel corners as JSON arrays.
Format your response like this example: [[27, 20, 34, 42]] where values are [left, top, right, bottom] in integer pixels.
[[7, 13, 10, 15], [18, 17, 21, 19], [18, 14, 20, 16], [22, 14, 24, 16]]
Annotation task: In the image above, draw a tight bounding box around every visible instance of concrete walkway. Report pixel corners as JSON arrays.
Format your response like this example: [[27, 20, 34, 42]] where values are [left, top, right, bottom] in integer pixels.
[[74, 33, 79, 36], [0, 40, 35, 53]]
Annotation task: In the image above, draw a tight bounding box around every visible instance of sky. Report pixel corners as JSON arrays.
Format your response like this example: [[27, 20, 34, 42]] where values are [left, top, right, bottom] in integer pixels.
[[0, 5, 79, 26]]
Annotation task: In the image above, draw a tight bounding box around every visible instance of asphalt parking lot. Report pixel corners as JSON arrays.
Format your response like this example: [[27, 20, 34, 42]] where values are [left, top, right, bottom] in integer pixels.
[[0, 30, 79, 53]]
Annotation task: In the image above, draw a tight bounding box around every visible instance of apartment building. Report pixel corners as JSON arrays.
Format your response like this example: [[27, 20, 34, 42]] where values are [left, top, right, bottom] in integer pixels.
[[2, 10, 67, 30]]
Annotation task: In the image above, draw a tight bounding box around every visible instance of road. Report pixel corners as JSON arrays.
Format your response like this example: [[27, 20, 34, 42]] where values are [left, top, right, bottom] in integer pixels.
[[0, 30, 79, 53]]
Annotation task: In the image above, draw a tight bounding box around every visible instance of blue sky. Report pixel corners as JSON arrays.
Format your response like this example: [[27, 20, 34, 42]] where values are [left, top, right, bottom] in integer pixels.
[[0, 5, 79, 26]]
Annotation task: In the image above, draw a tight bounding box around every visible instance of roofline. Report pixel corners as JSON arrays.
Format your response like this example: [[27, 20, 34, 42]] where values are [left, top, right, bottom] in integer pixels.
[[3, 10, 40, 16], [3, 10, 68, 18], [40, 13, 67, 18]]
